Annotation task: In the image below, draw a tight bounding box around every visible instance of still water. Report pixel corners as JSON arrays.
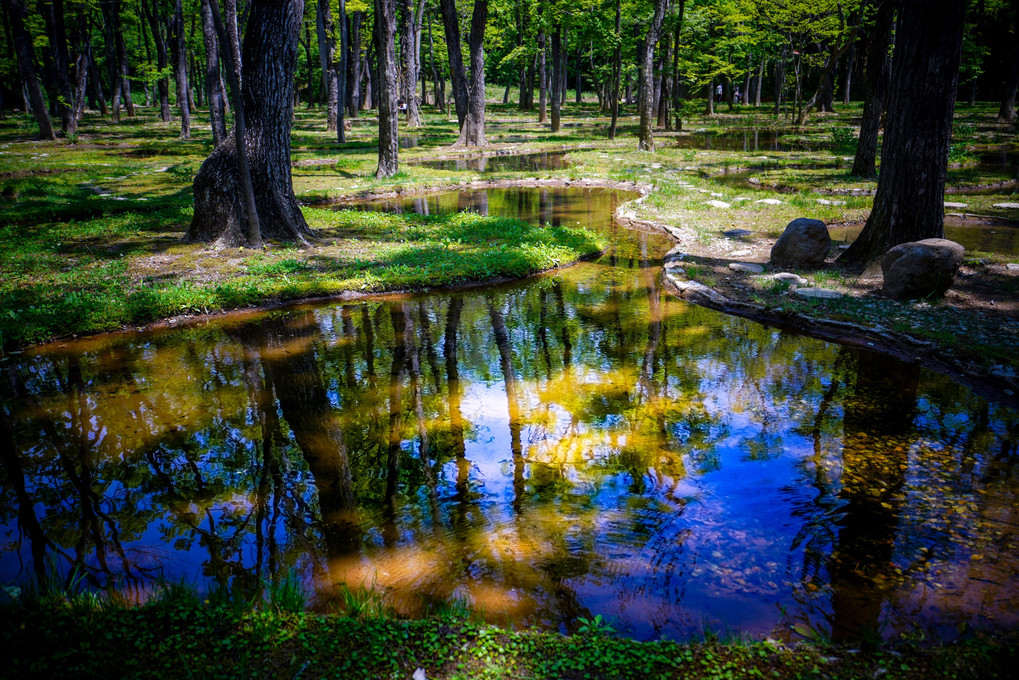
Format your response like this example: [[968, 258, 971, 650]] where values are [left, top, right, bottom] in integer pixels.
[[409, 151, 570, 172], [2, 188, 1018, 643]]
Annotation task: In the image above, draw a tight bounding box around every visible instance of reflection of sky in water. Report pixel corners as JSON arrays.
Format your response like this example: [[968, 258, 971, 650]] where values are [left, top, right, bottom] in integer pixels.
[[2, 188, 1018, 643]]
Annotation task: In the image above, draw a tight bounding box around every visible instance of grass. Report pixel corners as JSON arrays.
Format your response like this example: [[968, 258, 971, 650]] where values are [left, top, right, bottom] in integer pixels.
[[0, 593, 1015, 680]]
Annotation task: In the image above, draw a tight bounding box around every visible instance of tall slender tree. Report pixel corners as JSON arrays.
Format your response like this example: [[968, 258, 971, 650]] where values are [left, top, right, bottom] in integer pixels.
[[200, 0, 227, 146], [439, 0, 488, 146], [637, 0, 668, 151], [375, 0, 400, 176], [851, 0, 894, 178], [4, 0, 55, 139]]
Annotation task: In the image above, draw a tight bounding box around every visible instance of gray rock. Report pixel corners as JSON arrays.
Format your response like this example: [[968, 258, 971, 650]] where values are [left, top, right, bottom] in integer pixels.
[[881, 238, 965, 300], [770, 218, 831, 268], [728, 262, 764, 274], [793, 287, 843, 299], [706, 200, 731, 209], [772, 272, 808, 286], [816, 199, 847, 206], [1005, 263, 1019, 271], [729, 249, 753, 257], [992, 202, 1019, 209], [943, 202, 968, 209], [663, 245, 685, 263], [755, 198, 783, 205]]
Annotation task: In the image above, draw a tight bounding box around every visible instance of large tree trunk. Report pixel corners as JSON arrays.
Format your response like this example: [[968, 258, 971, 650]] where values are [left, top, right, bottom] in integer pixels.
[[201, 0, 227, 147], [172, 0, 191, 139], [538, 23, 547, 122], [656, 29, 672, 129], [439, 0, 469, 132], [115, 2, 134, 117], [188, 0, 313, 247], [441, 0, 487, 147], [838, 0, 966, 272], [851, 0, 894, 179], [427, 10, 445, 112], [400, 0, 424, 127], [337, 0, 348, 142], [5, 0, 55, 139], [638, 0, 668, 151], [347, 11, 362, 116], [375, 0, 399, 177]]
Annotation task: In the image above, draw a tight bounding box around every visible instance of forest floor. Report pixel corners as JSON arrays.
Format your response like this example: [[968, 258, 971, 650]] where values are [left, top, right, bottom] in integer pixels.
[[1, 101, 1018, 401]]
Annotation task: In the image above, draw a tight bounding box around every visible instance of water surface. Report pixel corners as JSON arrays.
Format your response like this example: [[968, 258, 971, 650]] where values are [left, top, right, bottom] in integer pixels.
[[2, 187, 1017, 643], [409, 151, 570, 172]]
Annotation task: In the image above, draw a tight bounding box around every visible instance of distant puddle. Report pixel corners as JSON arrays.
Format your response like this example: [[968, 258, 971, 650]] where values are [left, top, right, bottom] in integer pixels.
[[673, 130, 820, 152], [409, 151, 570, 172], [830, 218, 1019, 255]]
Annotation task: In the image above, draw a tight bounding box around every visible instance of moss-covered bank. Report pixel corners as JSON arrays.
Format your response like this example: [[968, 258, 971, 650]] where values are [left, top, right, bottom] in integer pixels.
[[1, 597, 1015, 680]]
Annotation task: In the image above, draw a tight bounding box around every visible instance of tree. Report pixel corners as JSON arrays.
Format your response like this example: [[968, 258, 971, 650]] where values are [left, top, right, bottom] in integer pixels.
[[4, 0, 55, 140], [187, 0, 314, 247], [440, 0, 489, 146], [838, 0, 967, 271], [637, 0, 668, 151], [850, 0, 893, 178], [171, 0, 191, 139], [200, 0, 228, 146], [997, 0, 1019, 123], [375, 0, 400, 176], [141, 0, 173, 122], [401, 0, 426, 127]]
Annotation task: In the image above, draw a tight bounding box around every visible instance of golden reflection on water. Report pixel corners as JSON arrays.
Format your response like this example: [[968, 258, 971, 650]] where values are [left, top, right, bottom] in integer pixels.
[[2, 188, 1018, 642]]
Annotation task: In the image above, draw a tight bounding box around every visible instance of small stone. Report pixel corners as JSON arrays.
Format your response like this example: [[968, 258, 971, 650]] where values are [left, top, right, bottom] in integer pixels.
[[729, 249, 753, 257], [756, 198, 783, 205], [1006, 263, 1019, 271], [943, 202, 968, 209], [793, 287, 843, 299], [992, 202, 1019, 209], [651, 163, 662, 169], [706, 200, 731, 209], [732, 196, 753, 202], [729, 262, 764, 273], [710, 192, 725, 198], [697, 189, 710, 194], [815, 198, 846, 206], [772, 272, 808, 286]]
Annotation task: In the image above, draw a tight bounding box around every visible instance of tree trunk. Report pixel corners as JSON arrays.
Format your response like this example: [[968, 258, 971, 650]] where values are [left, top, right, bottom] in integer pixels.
[[224, 0, 243, 91], [375, 0, 399, 176], [38, 0, 76, 135], [608, 0, 621, 139], [551, 24, 562, 132], [173, 0, 191, 139], [637, 0, 668, 151], [201, 0, 227, 147], [754, 57, 763, 106], [188, 0, 313, 247], [997, 1, 1019, 123], [838, 0, 966, 271], [141, 0, 172, 122], [347, 12, 362, 116], [427, 10, 444, 112], [401, 0, 423, 127], [851, 0, 894, 179], [842, 43, 855, 105], [439, 0, 469, 130], [337, 0, 348, 142], [538, 26, 547, 122], [5, 0, 55, 139], [318, 0, 339, 131], [656, 29, 672, 129]]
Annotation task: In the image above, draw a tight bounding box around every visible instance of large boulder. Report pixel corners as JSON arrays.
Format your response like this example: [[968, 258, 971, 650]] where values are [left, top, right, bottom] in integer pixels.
[[881, 238, 964, 300], [770, 218, 831, 268]]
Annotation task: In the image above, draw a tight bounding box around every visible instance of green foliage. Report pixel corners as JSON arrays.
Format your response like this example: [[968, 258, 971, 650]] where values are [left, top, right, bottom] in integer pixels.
[[576, 613, 617, 635]]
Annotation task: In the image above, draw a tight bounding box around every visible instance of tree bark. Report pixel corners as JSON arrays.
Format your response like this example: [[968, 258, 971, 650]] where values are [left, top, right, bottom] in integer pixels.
[[318, 0, 339, 131], [375, 0, 400, 176], [637, 0, 668, 151], [997, 0, 1019, 123], [172, 0, 191, 139], [188, 0, 312, 248], [201, 0, 227, 147], [401, 0, 424, 126], [427, 9, 445, 112], [347, 11, 362, 116], [851, 0, 894, 179], [538, 24, 547, 122], [441, 0, 487, 147], [141, 0, 172, 122], [439, 0, 469, 132], [5, 0, 55, 139], [608, 0, 621, 139], [550, 23, 562, 132], [839, 0, 966, 271], [337, 0, 348, 142], [38, 0, 76, 135]]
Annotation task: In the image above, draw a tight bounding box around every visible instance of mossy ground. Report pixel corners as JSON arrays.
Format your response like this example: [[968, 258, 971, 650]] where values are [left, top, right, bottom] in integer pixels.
[[1, 595, 1015, 680], [1, 100, 1017, 366]]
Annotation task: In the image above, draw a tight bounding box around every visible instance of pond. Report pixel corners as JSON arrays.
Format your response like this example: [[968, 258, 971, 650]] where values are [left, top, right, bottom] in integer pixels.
[[2, 187, 1018, 644], [409, 151, 570, 172], [673, 130, 820, 153]]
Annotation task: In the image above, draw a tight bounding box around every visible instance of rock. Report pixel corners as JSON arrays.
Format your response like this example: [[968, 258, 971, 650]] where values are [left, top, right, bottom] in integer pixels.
[[772, 272, 808, 286], [1006, 263, 1019, 271], [770, 218, 831, 268], [943, 202, 968, 209], [732, 196, 753, 202], [881, 238, 965, 300], [710, 192, 725, 198], [992, 202, 1019, 209], [664, 262, 685, 274], [816, 199, 846, 206], [706, 200, 731, 209], [729, 249, 753, 257], [663, 245, 685, 262], [723, 229, 753, 238], [755, 198, 783, 205], [728, 262, 764, 273], [793, 287, 843, 299]]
